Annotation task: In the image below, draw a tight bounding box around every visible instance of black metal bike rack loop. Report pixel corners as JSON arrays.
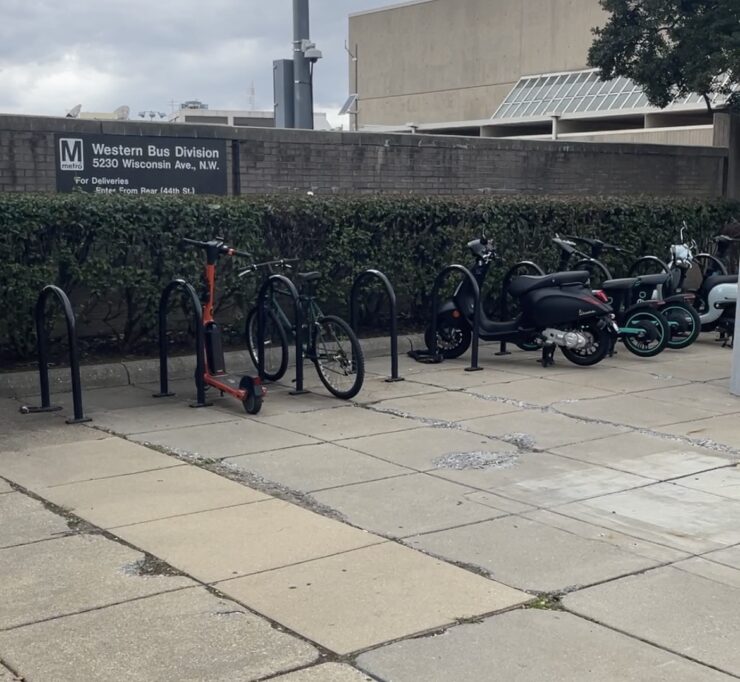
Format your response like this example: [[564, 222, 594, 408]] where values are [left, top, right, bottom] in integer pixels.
[[429, 264, 483, 372], [153, 279, 211, 408], [350, 269, 403, 383], [19, 285, 90, 424], [496, 261, 545, 356], [256, 274, 307, 395]]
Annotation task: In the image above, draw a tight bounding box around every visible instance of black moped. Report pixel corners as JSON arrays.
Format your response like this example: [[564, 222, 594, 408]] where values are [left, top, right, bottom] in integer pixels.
[[427, 236, 617, 367]]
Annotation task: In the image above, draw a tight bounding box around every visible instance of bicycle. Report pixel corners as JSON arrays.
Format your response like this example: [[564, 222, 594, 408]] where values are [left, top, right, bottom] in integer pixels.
[[179, 237, 266, 415], [242, 261, 365, 400]]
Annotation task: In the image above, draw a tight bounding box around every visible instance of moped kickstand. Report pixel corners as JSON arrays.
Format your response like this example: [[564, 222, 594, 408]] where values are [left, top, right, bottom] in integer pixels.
[[539, 343, 556, 368]]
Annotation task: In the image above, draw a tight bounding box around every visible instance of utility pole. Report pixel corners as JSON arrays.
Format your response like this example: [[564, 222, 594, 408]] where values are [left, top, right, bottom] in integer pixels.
[[293, 0, 321, 129]]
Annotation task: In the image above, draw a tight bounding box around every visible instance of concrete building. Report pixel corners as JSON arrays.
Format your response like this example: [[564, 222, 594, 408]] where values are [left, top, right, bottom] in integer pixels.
[[347, 0, 729, 145], [168, 102, 332, 130]]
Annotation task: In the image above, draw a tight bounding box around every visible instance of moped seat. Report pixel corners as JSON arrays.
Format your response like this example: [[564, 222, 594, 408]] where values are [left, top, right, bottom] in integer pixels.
[[296, 271, 321, 282], [508, 271, 589, 297], [703, 274, 737, 290], [602, 273, 668, 291]]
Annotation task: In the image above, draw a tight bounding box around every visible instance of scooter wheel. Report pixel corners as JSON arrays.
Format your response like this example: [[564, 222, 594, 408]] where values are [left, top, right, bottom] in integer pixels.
[[663, 302, 700, 350], [622, 308, 670, 358], [242, 391, 263, 415], [425, 320, 471, 359]]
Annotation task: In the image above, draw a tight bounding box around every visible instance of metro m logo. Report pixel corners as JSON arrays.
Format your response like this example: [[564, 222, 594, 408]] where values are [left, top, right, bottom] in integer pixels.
[[59, 138, 84, 170]]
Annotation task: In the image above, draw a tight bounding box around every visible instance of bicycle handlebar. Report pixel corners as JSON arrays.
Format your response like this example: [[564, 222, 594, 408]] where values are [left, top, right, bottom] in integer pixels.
[[180, 237, 252, 259], [562, 235, 625, 253], [237, 258, 300, 278]]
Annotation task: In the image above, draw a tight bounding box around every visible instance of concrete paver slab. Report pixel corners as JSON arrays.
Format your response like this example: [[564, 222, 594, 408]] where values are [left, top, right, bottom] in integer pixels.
[[211, 385, 337, 416], [374, 391, 521, 422], [659, 413, 740, 448], [466, 377, 614, 406], [356, 609, 730, 682], [217, 542, 529, 655], [337, 426, 508, 471], [223, 443, 411, 493], [433, 451, 648, 507], [637, 382, 740, 415], [0, 493, 70, 549], [312, 474, 521, 538], [0, 664, 19, 681], [256, 405, 417, 440], [0, 588, 318, 682], [0, 438, 183, 489], [132, 418, 320, 458], [90, 402, 237, 435], [646, 357, 732, 382], [556, 393, 717, 428], [40, 465, 268, 529], [0, 480, 11, 494], [353, 377, 443, 404], [557, 482, 740, 553], [564, 562, 740, 676], [271, 663, 373, 681], [408, 510, 684, 592], [675, 556, 740, 587], [550, 432, 733, 479], [673, 465, 740, 500], [114, 500, 382, 582], [703, 545, 740, 570], [461, 409, 627, 449], [389, 366, 526, 390], [20, 385, 158, 413], [553, 366, 690, 393], [0, 534, 194, 629]]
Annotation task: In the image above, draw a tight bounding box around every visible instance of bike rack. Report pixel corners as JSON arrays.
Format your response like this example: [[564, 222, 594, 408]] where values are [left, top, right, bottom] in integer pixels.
[[19, 285, 91, 424], [153, 279, 211, 408], [496, 261, 545, 356], [350, 269, 403, 383], [256, 274, 307, 395], [429, 264, 483, 372]]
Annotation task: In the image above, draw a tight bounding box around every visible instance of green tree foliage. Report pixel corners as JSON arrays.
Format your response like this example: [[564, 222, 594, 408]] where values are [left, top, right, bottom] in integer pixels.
[[588, 0, 740, 110]]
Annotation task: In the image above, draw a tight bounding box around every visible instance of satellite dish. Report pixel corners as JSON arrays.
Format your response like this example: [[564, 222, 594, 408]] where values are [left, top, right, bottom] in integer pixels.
[[113, 105, 130, 120], [66, 104, 82, 118]]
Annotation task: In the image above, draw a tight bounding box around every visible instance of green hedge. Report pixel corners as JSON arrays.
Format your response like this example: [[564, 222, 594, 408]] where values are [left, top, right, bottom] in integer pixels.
[[1, 193, 738, 362]]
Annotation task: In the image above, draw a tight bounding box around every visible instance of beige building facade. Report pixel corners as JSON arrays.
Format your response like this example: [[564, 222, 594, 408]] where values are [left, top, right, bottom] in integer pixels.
[[348, 0, 605, 128]]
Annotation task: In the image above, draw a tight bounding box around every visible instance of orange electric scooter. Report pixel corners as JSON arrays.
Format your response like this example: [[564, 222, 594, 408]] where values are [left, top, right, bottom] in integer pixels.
[[181, 237, 265, 414]]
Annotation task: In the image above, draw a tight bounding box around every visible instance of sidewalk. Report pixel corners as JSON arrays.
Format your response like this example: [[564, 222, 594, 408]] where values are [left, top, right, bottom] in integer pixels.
[[1, 338, 739, 681]]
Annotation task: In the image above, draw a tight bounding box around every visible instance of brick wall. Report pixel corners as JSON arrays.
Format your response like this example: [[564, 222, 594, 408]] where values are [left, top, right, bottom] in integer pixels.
[[0, 114, 729, 198]]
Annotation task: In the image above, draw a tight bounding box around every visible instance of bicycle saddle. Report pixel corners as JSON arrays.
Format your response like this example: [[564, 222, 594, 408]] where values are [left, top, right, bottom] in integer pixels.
[[508, 271, 589, 297], [296, 271, 321, 282]]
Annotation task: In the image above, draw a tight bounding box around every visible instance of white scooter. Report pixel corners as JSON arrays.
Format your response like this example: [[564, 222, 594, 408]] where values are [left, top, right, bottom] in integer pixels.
[[666, 227, 737, 335]]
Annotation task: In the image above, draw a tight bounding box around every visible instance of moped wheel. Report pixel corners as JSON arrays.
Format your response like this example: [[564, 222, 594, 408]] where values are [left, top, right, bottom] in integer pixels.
[[621, 308, 670, 357], [245, 307, 289, 382], [314, 315, 365, 399], [424, 320, 472, 359], [560, 319, 612, 366], [662, 302, 700, 349]]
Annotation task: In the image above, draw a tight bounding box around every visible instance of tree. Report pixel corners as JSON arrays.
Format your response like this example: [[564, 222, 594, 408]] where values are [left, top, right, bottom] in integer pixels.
[[588, 0, 740, 111]]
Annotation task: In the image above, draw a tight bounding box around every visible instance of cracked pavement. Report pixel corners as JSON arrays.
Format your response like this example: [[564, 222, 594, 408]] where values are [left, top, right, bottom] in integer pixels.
[[1, 337, 739, 680]]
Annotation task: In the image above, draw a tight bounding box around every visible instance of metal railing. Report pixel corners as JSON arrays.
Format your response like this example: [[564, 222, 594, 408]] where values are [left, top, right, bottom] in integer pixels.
[[153, 279, 211, 408], [429, 265, 483, 372], [19, 285, 90, 423], [256, 274, 307, 394], [350, 269, 403, 382]]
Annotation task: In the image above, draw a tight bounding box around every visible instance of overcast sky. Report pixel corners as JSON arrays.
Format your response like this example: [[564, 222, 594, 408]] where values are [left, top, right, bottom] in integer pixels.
[[0, 0, 392, 127]]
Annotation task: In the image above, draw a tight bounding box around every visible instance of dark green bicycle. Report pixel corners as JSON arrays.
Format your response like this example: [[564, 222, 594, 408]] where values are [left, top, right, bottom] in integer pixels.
[[242, 260, 365, 400]]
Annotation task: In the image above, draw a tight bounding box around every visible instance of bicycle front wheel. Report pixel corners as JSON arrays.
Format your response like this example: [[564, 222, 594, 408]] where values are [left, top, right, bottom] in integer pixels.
[[313, 315, 365, 399], [245, 307, 289, 382]]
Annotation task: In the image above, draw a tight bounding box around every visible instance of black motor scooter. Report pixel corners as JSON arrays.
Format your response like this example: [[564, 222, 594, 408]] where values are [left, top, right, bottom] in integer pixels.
[[427, 236, 617, 367]]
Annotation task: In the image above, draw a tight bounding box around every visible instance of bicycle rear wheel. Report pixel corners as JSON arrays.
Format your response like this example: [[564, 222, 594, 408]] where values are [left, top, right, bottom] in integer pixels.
[[245, 307, 289, 382], [313, 315, 365, 399]]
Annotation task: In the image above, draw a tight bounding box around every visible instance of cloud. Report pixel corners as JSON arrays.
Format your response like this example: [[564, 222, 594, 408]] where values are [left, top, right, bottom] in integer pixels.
[[0, 0, 390, 124]]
